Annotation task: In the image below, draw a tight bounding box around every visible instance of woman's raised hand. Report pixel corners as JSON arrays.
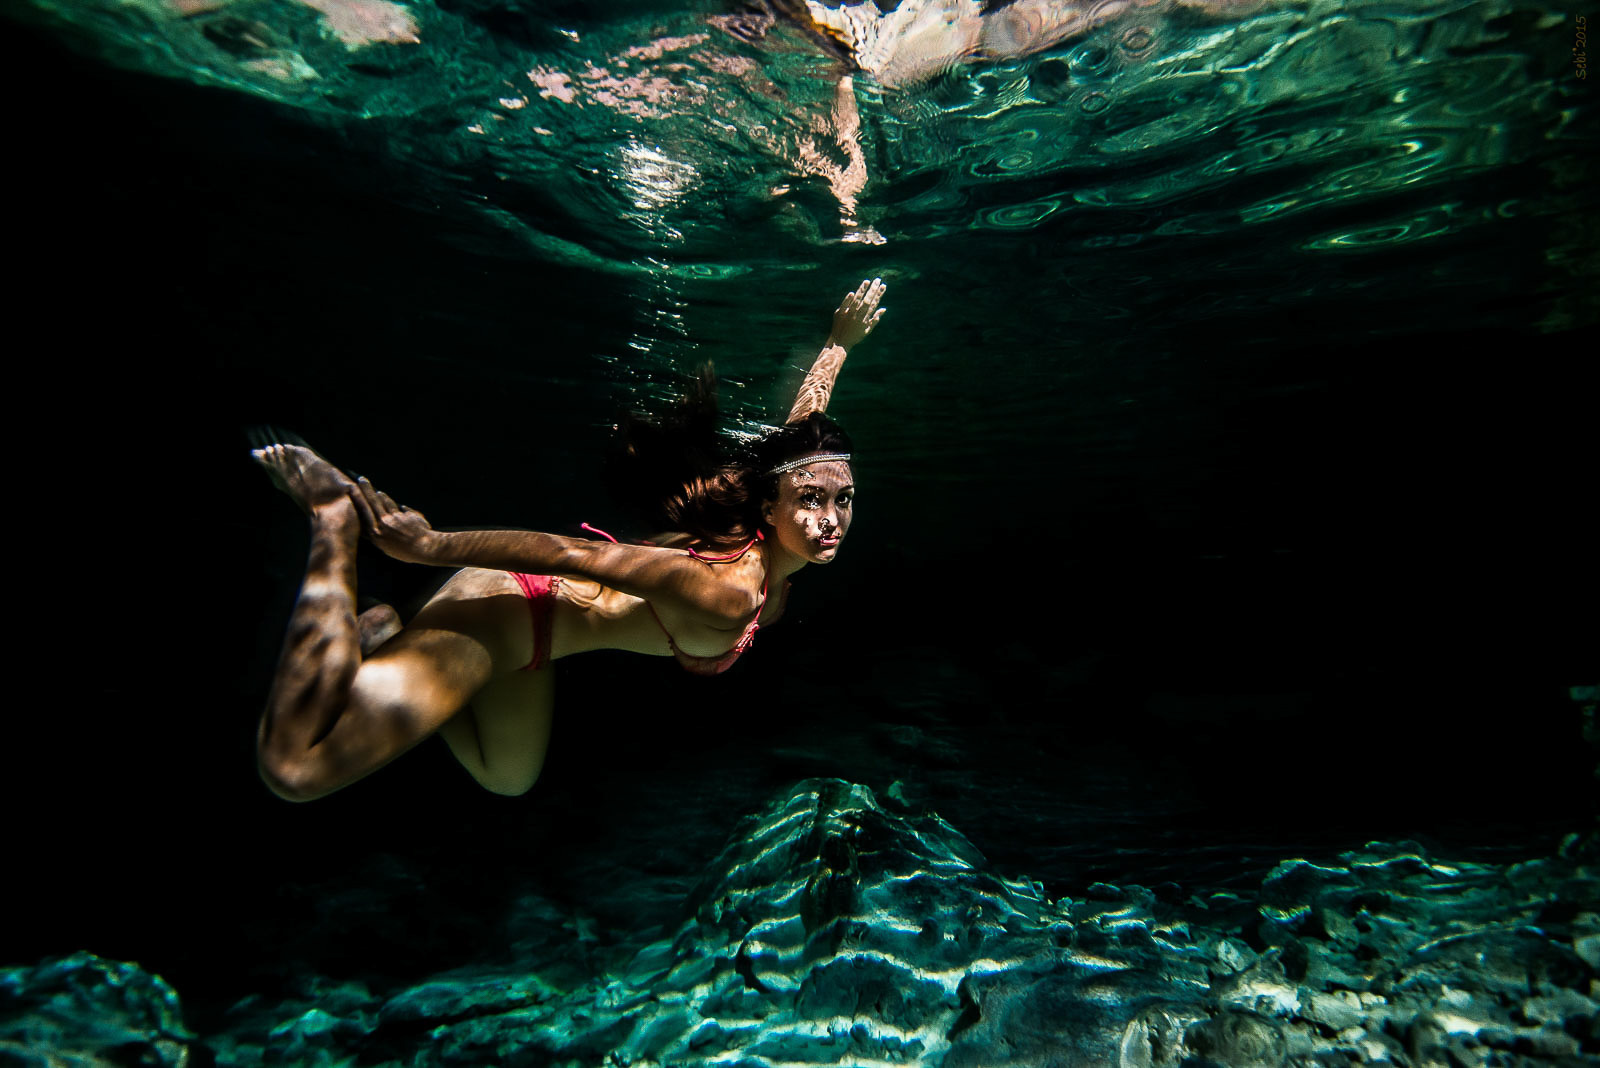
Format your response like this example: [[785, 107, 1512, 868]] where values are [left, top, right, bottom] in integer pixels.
[[351, 476, 441, 565], [828, 277, 888, 350]]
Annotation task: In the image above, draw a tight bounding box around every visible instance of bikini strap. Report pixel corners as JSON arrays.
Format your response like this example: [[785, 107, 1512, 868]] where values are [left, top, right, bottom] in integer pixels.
[[640, 527, 770, 669], [686, 529, 763, 563], [684, 530, 764, 562]]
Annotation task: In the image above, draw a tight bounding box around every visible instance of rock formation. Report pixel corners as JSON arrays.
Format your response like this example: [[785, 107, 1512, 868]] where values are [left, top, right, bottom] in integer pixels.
[[4, 780, 1596, 1066]]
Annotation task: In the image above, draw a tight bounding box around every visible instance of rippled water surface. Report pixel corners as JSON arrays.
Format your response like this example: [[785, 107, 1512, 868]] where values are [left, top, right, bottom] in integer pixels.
[[16, 0, 1593, 486], [20, 0, 1593, 296]]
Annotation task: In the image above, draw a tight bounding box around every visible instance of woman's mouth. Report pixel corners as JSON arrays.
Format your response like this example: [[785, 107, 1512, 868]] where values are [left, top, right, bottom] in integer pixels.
[[817, 534, 840, 550]]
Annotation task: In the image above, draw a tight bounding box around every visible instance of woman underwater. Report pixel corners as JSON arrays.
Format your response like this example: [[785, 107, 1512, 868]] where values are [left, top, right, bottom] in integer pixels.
[[251, 278, 887, 801]]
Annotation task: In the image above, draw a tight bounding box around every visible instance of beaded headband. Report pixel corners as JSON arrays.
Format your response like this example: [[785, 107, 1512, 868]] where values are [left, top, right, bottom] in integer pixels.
[[766, 452, 853, 477]]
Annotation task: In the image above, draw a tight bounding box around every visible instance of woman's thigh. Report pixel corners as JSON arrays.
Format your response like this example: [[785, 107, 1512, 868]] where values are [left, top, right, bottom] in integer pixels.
[[280, 570, 531, 799], [438, 668, 555, 796]]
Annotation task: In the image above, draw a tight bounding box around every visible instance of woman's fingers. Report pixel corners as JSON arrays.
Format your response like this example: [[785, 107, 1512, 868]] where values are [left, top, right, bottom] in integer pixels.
[[356, 477, 407, 539], [834, 278, 886, 344], [347, 484, 378, 532], [846, 279, 885, 317]]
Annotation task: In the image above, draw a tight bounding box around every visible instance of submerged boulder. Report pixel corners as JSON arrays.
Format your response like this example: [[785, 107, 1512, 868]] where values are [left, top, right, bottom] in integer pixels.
[[0, 951, 195, 1067], [7, 784, 1598, 1067]]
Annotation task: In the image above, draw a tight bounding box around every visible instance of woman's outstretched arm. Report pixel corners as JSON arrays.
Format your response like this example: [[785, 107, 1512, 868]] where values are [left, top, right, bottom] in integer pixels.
[[785, 276, 888, 425], [348, 479, 761, 623]]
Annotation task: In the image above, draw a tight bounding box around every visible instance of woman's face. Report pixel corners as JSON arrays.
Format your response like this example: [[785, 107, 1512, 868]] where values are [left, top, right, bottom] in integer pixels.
[[763, 460, 855, 564]]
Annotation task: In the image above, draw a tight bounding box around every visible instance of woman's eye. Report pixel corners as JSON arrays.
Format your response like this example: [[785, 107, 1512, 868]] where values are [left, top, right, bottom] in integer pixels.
[[838, 494, 853, 508]]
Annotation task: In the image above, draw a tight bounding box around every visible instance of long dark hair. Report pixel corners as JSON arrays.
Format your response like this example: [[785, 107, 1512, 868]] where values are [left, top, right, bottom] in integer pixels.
[[606, 364, 854, 549]]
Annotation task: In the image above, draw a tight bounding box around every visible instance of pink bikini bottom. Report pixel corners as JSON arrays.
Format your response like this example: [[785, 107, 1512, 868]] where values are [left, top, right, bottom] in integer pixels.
[[507, 573, 560, 671]]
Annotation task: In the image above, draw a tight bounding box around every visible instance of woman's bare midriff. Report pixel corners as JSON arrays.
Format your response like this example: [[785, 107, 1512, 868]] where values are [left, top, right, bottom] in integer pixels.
[[550, 572, 781, 662], [425, 564, 769, 671], [548, 577, 676, 660]]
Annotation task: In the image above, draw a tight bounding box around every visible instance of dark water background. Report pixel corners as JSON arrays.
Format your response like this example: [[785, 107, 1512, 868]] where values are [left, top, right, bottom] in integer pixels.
[[4, 0, 1596, 1036]]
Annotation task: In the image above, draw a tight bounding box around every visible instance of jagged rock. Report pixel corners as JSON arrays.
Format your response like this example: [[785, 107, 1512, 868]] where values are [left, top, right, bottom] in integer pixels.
[[1216, 951, 1300, 1017], [1521, 986, 1598, 1026], [946, 966, 1206, 1067], [1304, 990, 1364, 1032], [208, 976, 381, 1068], [1184, 1009, 1287, 1067], [378, 971, 559, 1025], [264, 1006, 368, 1064], [0, 952, 194, 1068], [8, 783, 1599, 1067], [1574, 933, 1600, 971]]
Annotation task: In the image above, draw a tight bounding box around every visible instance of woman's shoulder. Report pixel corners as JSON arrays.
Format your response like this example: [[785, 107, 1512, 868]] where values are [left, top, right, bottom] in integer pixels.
[[694, 537, 771, 619], [651, 530, 764, 564]]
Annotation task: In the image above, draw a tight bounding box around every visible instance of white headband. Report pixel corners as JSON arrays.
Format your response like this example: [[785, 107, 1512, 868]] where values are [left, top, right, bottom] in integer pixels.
[[766, 452, 852, 477]]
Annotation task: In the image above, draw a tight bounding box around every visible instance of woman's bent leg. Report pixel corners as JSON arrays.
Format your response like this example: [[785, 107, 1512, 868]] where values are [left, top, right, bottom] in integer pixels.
[[260, 503, 365, 761], [254, 445, 369, 785], [252, 444, 505, 801]]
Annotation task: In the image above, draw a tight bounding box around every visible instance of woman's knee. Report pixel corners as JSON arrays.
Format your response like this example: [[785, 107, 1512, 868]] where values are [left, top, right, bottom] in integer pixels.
[[477, 765, 541, 797], [256, 726, 360, 802], [257, 752, 331, 803]]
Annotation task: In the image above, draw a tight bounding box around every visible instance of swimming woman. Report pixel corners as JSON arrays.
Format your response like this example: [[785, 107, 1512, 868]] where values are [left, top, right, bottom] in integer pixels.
[[250, 278, 886, 801]]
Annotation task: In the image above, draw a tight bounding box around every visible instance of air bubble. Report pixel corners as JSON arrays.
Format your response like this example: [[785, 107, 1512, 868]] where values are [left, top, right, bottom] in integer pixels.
[[984, 198, 1062, 229], [1072, 45, 1110, 75], [1120, 26, 1154, 57]]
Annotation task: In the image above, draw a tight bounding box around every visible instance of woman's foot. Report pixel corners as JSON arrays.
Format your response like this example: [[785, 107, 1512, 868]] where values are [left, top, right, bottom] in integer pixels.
[[357, 603, 402, 656], [251, 442, 359, 515]]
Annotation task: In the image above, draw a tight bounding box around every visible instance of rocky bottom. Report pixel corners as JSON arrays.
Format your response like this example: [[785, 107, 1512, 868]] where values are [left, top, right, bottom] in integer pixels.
[[4, 779, 1597, 1067]]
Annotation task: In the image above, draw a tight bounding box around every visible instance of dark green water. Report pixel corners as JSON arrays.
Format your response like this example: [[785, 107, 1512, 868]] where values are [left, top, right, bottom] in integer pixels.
[[4, 0, 1596, 1039]]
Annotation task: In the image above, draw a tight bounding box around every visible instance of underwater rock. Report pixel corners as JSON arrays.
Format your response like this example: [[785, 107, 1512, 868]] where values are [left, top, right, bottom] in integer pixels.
[[1303, 989, 1363, 1031], [9, 782, 1599, 1066], [205, 975, 382, 1067], [1573, 932, 1600, 971], [378, 971, 559, 1026], [0, 951, 194, 1067], [1184, 1009, 1288, 1067]]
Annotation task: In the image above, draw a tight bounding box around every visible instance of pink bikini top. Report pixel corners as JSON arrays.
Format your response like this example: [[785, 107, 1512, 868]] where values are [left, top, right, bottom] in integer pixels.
[[581, 524, 776, 676]]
